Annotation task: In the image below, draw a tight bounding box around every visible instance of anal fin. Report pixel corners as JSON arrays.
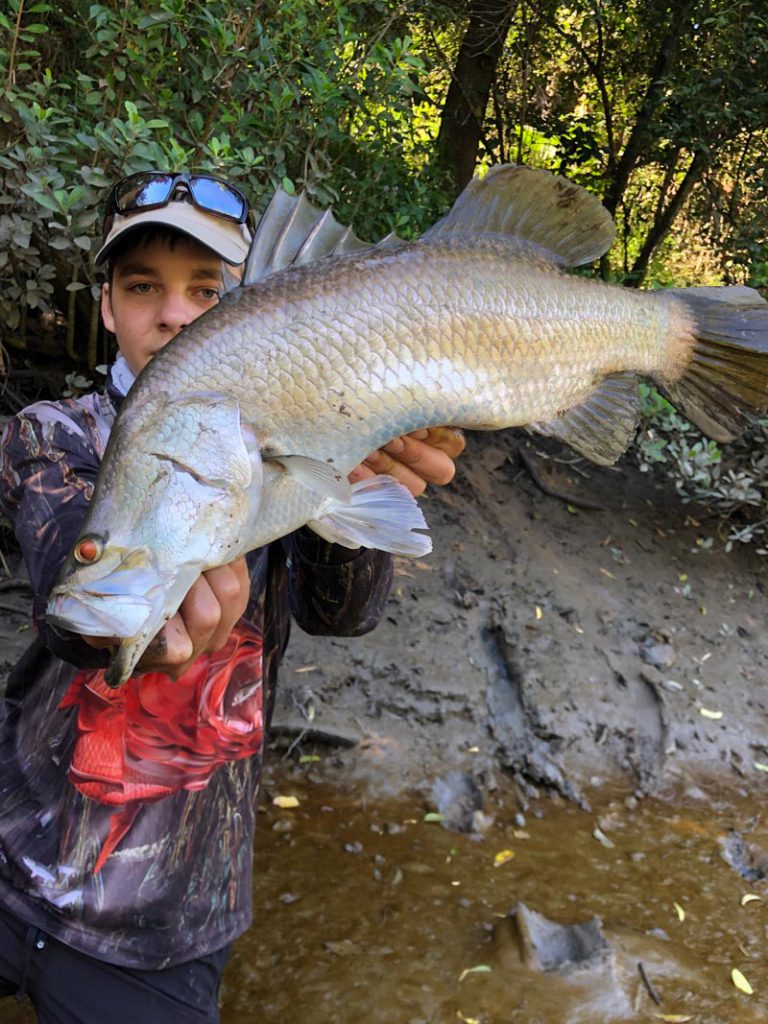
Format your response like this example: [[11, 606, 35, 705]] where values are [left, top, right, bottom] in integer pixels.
[[530, 373, 641, 465], [308, 476, 432, 556]]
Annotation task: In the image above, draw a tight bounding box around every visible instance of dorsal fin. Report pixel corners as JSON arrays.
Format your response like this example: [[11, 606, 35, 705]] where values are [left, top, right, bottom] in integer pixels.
[[239, 187, 400, 288], [423, 165, 615, 267]]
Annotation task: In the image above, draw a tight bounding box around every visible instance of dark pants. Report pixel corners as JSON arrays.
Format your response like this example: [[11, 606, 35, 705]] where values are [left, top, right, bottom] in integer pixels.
[[0, 906, 230, 1024]]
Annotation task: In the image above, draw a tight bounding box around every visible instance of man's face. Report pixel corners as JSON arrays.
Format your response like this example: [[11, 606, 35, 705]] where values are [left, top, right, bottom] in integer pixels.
[[101, 236, 223, 376]]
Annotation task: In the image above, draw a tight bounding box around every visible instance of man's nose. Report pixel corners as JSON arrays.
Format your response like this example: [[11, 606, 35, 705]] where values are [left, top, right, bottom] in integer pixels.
[[157, 292, 195, 333]]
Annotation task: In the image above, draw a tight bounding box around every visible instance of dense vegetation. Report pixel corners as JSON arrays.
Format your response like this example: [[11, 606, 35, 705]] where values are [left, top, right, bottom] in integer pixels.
[[2, 0, 768, 548]]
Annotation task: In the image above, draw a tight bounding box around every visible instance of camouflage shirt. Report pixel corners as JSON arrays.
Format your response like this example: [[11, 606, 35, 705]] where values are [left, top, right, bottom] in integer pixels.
[[0, 366, 392, 968]]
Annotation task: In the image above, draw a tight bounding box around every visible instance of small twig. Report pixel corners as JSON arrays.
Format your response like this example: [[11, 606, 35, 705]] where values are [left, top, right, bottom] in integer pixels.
[[517, 446, 606, 510], [7, 0, 25, 87], [637, 961, 662, 1005]]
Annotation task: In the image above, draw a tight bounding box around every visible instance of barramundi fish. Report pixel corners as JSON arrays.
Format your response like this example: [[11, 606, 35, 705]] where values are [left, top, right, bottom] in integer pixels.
[[48, 165, 768, 685]]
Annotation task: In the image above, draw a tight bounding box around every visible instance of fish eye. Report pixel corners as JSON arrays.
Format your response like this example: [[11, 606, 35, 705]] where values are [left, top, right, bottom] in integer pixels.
[[74, 537, 103, 565]]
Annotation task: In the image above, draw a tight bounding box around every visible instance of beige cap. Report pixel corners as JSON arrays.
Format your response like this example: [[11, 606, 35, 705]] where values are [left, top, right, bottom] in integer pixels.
[[94, 201, 252, 268]]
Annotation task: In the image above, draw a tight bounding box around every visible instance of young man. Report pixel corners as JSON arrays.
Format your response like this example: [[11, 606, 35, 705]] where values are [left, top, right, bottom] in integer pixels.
[[0, 172, 464, 1022]]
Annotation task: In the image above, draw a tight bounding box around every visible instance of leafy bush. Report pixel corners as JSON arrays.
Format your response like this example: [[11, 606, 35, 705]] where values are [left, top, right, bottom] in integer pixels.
[[635, 384, 768, 553], [0, 0, 448, 371]]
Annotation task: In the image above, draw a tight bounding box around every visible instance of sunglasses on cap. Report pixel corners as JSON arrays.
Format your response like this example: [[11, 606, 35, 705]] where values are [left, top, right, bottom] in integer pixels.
[[103, 172, 251, 236]]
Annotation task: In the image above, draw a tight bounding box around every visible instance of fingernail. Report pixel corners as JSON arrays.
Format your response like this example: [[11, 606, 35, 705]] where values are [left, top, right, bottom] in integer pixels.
[[366, 450, 381, 463], [384, 438, 404, 453], [410, 429, 428, 440]]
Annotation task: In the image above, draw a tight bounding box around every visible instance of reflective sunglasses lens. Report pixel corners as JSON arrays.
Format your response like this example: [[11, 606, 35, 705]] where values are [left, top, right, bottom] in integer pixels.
[[115, 174, 175, 212], [190, 177, 246, 220]]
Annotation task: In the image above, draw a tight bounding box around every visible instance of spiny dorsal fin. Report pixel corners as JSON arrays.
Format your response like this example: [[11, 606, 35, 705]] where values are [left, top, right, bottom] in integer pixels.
[[423, 165, 615, 268], [239, 188, 400, 288], [530, 372, 641, 464]]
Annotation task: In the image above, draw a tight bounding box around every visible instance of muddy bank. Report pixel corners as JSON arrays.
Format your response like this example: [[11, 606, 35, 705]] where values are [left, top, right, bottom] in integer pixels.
[[273, 430, 768, 805]]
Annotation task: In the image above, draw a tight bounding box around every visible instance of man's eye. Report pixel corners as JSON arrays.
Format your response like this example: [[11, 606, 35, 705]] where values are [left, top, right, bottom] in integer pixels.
[[129, 282, 154, 294], [198, 287, 219, 301]]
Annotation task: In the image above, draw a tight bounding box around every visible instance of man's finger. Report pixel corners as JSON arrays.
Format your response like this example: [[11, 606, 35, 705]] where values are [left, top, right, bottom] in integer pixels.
[[361, 449, 428, 495], [408, 426, 466, 457]]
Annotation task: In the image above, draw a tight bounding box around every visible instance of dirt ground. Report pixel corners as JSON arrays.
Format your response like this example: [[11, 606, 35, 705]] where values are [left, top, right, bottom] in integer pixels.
[[268, 429, 768, 809], [2, 428, 767, 807]]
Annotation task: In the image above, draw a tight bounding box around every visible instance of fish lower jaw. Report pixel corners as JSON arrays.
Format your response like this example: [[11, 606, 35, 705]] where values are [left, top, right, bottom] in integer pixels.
[[47, 588, 154, 640]]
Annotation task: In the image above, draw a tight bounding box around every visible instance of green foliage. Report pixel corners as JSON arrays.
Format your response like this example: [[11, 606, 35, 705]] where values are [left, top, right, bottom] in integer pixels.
[[635, 385, 768, 553], [0, 0, 448, 365]]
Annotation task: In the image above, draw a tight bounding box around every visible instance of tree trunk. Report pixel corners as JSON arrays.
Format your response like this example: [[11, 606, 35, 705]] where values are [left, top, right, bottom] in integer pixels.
[[629, 149, 708, 285], [602, 0, 696, 217], [435, 0, 517, 194]]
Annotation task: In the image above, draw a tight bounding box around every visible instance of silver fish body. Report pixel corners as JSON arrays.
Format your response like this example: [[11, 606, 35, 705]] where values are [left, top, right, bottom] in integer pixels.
[[47, 166, 768, 685]]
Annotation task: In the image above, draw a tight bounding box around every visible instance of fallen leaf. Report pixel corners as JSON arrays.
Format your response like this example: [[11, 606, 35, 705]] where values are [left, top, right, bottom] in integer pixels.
[[741, 893, 763, 906], [294, 665, 317, 673], [673, 901, 686, 922], [299, 755, 320, 763], [423, 812, 445, 823], [753, 762, 768, 773], [457, 1013, 480, 1024], [592, 826, 615, 849], [652, 1015, 694, 1022], [599, 567, 615, 579], [273, 795, 300, 809], [324, 939, 362, 957], [699, 708, 723, 720], [459, 964, 492, 982], [493, 849, 515, 867], [535, 605, 543, 620], [732, 967, 754, 994]]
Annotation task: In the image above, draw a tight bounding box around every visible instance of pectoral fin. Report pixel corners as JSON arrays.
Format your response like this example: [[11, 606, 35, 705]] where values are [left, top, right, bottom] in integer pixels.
[[530, 373, 641, 465], [268, 454, 351, 501], [308, 476, 432, 556]]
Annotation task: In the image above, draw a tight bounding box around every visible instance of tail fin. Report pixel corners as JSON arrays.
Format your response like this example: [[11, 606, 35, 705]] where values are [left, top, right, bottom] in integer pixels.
[[664, 286, 768, 442]]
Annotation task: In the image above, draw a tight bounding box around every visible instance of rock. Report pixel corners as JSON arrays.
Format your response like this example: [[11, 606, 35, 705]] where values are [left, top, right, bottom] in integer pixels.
[[641, 639, 676, 669], [430, 771, 492, 833], [502, 902, 609, 973]]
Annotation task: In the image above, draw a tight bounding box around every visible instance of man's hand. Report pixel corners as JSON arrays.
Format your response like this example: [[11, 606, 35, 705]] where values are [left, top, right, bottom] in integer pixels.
[[348, 426, 465, 497], [84, 556, 250, 680]]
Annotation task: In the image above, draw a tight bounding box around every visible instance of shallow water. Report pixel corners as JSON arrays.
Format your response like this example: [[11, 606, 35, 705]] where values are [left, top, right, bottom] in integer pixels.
[[4, 762, 767, 1023], [222, 762, 767, 1024]]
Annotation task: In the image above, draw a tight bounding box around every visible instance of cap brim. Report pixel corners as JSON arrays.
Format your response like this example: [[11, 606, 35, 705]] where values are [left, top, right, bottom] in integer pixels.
[[94, 204, 252, 267]]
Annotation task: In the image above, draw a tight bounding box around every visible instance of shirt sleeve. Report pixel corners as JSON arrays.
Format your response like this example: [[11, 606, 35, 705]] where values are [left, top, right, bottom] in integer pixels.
[[283, 528, 393, 637], [0, 408, 111, 669]]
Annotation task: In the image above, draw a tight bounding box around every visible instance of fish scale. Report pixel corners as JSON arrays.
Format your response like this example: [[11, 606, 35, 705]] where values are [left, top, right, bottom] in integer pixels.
[[47, 165, 768, 686]]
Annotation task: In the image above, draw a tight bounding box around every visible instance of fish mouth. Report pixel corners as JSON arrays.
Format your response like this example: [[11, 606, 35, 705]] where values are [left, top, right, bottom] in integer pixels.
[[47, 548, 165, 640]]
